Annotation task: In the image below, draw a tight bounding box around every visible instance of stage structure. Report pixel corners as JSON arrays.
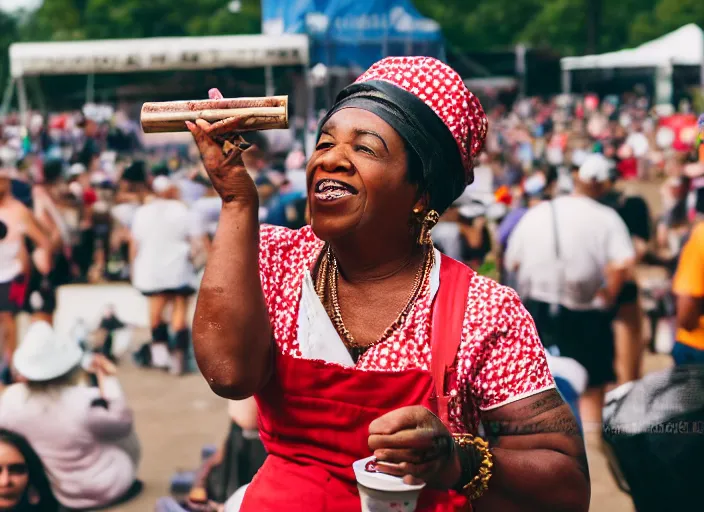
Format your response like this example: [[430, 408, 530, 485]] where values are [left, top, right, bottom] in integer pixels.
[[1, 33, 310, 124]]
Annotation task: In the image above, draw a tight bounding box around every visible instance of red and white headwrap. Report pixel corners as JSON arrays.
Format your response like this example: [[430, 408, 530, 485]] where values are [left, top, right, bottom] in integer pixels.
[[355, 56, 488, 178], [319, 56, 489, 212]]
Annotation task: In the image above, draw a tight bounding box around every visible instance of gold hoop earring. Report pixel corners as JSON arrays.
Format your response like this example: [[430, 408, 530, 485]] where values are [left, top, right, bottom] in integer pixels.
[[418, 210, 439, 245], [28, 487, 40, 505]]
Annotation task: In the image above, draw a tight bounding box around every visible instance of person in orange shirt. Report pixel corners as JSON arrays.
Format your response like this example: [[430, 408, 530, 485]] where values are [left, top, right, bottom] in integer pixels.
[[672, 188, 704, 364]]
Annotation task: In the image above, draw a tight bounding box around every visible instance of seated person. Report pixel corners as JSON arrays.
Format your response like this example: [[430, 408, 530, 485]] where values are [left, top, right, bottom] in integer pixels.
[[94, 304, 133, 362], [0, 322, 141, 511], [0, 428, 59, 512], [186, 398, 266, 512]]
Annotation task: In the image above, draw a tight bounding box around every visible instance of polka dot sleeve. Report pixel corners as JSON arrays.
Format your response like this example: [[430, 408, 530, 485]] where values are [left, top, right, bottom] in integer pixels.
[[470, 287, 555, 411], [257, 225, 323, 349], [258, 224, 295, 314]]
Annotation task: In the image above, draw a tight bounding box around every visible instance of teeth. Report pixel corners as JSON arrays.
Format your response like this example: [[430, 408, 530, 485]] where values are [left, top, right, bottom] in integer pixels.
[[315, 189, 351, 200], [316, 179, 351, 193]]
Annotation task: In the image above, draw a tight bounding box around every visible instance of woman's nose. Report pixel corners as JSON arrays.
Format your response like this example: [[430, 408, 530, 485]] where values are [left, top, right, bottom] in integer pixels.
[[0, 468, 10, 486], [318, 145, 353, 174]]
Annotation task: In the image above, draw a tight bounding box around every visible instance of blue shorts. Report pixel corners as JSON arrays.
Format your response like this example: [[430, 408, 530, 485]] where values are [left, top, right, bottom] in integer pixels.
[[672, 342, 704, 365]]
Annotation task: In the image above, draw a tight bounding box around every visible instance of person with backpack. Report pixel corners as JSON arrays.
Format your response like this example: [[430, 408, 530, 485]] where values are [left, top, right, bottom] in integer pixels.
[[506, 154, 635, 430]]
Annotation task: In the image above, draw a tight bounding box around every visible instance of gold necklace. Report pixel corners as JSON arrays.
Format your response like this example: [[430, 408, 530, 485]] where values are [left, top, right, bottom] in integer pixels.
[[315, 243, 434, 361]]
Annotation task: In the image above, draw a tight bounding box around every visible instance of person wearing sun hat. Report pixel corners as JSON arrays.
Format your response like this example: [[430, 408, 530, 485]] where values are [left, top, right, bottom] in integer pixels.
[[11, 321, 85, 382], [187, 57, 589, 510], [0, 321, 141, 510]]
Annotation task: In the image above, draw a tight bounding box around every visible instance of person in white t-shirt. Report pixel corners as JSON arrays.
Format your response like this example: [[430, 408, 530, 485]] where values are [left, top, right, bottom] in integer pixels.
[[191, 179, 222, 239], [505, 154, 635, 429], [129, 176, 206, 375], [624, 123, 650, 159]]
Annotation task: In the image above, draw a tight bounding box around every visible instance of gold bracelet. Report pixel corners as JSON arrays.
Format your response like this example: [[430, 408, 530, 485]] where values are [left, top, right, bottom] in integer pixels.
[[452, 434, 494, 501]]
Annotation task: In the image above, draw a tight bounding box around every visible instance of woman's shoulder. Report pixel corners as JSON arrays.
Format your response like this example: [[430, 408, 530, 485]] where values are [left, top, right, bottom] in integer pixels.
[[259, 224, 323, 296], [463, 273, 527, 331], [0, 384, 34, 420], [0, 383, 25, 405], [0, 382, 31, 399]]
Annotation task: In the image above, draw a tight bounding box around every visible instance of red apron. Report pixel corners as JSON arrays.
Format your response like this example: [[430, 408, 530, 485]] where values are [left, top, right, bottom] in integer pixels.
[[242, 255, 473, 512]]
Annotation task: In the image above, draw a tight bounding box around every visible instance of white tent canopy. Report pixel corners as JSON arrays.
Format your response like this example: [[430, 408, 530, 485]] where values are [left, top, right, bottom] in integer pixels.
[[560, 24, 704, 104], [9, 34, 310, 78], [561, 24, 704, 71], [1, 33, 311, 125]]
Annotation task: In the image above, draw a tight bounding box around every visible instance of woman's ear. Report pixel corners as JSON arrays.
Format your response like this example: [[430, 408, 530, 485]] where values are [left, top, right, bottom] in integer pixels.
[[412, 193, 430, 215]]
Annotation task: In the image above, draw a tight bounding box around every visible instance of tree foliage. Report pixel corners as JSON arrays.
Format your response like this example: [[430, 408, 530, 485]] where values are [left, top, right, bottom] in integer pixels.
[[0, 10, 19, 90], [414, 0, 696, 55], [7, 0, 704, 57], [19, 0, 261, 41]]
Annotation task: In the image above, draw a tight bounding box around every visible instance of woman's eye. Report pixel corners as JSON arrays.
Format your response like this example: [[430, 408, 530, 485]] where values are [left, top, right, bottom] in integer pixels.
[[315, 142, 333, 150], [8, 464, 28, 475], [355, 145, 375, 155]]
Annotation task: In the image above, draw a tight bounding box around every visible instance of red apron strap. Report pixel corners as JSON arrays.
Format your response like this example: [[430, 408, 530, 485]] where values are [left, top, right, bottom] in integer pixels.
[[430, 254, 472, 426]]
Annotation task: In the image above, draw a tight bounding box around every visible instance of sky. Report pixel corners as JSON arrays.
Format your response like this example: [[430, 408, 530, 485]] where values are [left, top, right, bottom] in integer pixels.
[[0, 0, 42, 12]]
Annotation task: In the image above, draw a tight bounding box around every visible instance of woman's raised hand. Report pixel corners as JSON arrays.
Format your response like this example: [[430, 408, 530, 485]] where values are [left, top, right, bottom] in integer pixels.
[[186, 88, 258, 206]]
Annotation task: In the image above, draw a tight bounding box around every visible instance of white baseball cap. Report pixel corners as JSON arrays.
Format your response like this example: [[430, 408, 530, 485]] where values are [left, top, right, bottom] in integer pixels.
[[13, 321, 84, 382], [524, 173, 546, 197], [457, 202, 486, 220], [578, 154, 611, 183], [152, 175, 172, 194], [68, 163, 87, 177]]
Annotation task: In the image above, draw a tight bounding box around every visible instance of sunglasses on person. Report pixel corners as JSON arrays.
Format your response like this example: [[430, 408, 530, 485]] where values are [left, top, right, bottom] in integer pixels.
[[0, 463, 28, 476]]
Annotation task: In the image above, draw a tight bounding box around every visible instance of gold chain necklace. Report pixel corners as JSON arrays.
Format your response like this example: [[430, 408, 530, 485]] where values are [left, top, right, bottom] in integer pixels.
[[315, 243, 434, 361]]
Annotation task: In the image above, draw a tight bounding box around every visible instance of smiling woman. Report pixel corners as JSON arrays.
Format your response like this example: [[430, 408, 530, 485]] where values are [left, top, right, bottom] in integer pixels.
[[0, 429, 58, 512], [189, 56, 590, 511]]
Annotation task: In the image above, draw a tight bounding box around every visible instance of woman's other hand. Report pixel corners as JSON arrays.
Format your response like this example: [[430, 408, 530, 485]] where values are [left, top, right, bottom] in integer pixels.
[[185, 88, 257, 207], [368, 406, 462, 488]]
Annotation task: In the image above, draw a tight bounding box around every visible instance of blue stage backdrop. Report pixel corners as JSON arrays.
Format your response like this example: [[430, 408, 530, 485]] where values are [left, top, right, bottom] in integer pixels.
[[262, 0, 445, 69]]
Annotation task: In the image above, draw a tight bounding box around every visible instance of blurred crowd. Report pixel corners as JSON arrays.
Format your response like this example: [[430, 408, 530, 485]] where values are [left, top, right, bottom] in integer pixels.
[[0, 87, 702, 511]]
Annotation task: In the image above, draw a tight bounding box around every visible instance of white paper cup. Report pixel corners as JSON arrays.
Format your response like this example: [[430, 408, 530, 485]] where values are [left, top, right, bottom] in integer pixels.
[[353, 456, 425, 512]]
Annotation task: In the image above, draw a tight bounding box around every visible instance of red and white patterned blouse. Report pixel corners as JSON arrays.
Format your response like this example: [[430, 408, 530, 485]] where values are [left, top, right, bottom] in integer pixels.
[[259, 224, 555, 433]]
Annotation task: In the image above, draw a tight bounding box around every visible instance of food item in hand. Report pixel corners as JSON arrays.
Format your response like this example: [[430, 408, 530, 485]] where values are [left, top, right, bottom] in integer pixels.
[[141, 96, 288, 134], [354, 456, 425, 512]]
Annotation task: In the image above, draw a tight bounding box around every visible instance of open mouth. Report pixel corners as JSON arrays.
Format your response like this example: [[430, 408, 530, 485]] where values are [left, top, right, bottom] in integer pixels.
[[313, 179, 358, 201]]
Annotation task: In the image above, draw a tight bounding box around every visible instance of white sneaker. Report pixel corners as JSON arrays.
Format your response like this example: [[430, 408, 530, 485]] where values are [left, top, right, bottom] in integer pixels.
[[169, 352, 184, 376], [150, 343, 170, 369]]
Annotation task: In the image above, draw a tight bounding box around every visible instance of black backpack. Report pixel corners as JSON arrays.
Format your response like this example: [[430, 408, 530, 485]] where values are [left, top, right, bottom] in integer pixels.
[[602, 365, 704, 511]]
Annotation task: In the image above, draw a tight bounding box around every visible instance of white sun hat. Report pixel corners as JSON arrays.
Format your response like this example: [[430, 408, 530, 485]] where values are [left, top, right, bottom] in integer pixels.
[[13, 321, 84, 382]]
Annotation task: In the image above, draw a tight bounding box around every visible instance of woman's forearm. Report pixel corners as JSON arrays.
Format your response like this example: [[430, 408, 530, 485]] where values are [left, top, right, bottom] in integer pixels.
[[475, 448, 590, 512], [193, 202, 272, 400]]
